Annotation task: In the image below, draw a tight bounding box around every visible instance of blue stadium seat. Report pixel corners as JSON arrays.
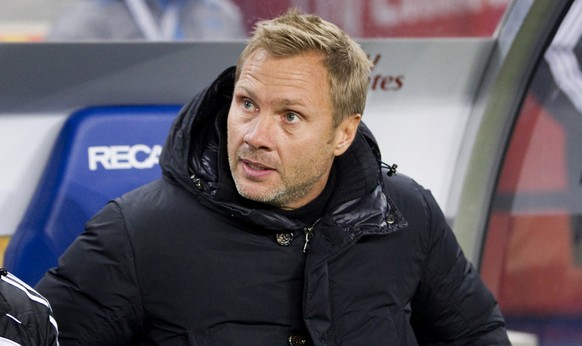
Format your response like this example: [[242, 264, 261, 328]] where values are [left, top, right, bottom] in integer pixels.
[[3, 105, 180, 286]]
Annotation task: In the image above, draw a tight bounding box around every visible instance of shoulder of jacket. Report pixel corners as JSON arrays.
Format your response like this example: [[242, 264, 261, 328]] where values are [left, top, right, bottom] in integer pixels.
[[0, 271, 56, 336], [380, 170, 447, 228], [382, 171, 427, 202], [112, 178, 203, 223], [115, 178, 174, 205], [0, 271, 52, 311]]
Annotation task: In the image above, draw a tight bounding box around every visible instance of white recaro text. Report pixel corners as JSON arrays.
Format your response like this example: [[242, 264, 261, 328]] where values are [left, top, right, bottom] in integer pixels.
[[88, 145, 162, 171]]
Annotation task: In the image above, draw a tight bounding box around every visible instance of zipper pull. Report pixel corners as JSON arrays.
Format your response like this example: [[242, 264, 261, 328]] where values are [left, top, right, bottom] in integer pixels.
[[303, 219, 320, 253], [303, 227, 314, 253], [190, 174, 202, 190]]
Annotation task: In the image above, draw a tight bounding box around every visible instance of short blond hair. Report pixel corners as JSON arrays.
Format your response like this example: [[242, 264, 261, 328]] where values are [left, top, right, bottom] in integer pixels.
[[236, 8, 373, 127]]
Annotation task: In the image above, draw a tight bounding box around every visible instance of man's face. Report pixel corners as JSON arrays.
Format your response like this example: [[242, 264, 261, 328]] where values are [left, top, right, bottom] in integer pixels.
[[227, 49, 344, 210]]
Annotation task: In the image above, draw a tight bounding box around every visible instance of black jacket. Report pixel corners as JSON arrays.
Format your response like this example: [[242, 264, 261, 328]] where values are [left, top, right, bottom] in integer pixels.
[[0, 269, 59, 345], [36, 67, 510, 345]]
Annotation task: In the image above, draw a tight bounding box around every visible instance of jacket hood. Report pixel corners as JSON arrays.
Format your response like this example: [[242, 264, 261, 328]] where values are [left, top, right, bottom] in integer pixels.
[[160, 67, 406, 237]]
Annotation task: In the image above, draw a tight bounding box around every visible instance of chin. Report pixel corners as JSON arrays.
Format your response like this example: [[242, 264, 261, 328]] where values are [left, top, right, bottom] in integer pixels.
[[235, 183, 274, 203]]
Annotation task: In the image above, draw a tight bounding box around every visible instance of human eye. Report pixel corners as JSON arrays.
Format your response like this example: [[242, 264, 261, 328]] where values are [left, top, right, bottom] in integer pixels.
[[242, 99, 256, 111], [283, 112, 300, 123]]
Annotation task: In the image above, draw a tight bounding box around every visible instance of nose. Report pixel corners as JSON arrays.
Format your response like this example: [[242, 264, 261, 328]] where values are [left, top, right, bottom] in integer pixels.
[[244, 113, 274, 150]]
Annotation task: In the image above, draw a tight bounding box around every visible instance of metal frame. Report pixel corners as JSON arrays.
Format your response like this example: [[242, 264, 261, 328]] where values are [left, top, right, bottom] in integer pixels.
[[451, 0, 575, 264]]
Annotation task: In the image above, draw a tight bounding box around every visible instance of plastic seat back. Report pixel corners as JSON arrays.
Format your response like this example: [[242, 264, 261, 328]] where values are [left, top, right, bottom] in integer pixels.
[[3, 105, 179, 285]]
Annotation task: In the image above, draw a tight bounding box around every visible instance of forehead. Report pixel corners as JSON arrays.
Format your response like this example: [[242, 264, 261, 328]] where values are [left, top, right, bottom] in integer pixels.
[[236, 49, 331, 104]]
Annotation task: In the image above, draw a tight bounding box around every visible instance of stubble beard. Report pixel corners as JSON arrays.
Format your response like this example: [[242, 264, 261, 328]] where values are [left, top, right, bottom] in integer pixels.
[[228, 147, 334, 209]]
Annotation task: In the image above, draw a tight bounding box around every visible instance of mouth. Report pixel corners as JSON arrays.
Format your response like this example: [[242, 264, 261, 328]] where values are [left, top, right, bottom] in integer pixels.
[[240, 158, 276, 178], [242, 158, 274, 170]]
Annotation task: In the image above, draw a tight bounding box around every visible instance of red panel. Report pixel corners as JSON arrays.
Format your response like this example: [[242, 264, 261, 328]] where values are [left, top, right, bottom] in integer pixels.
[[494, 214, 582, 315], [497, 95, 567, 193], [231, 0, 508, 38]]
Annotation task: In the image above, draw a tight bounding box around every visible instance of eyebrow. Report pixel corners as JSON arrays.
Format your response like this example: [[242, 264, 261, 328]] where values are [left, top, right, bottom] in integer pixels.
[[235, 84, 307, 108], [234, 84, 257, 100]]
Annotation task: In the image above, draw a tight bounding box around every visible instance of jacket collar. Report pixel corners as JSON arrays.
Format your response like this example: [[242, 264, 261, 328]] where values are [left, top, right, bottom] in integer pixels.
[[160, 67, 407, 237]]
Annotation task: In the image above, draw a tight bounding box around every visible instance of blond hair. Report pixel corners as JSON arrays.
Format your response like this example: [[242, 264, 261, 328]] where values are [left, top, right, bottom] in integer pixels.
[[236, 8, 373, 127]]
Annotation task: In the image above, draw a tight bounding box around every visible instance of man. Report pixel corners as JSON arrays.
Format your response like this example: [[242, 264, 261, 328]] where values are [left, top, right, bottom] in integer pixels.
[[36, 9, 510, 345]]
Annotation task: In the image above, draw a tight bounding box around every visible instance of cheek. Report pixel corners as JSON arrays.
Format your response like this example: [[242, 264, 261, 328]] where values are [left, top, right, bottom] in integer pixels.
[[283, 137, 322, 165]]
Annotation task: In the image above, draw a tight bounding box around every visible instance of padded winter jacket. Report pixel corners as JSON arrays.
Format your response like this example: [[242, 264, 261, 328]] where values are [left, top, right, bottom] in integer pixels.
[[0, 269, 58, 345], [36, 67, 510, 345]]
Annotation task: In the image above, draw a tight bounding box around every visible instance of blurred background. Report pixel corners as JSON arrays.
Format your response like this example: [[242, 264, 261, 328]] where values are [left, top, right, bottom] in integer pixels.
[[0, 0, 510, 41]]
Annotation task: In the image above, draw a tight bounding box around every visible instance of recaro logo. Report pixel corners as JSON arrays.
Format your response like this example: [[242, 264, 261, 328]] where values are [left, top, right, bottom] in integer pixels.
[[88, 144, 163, 171]]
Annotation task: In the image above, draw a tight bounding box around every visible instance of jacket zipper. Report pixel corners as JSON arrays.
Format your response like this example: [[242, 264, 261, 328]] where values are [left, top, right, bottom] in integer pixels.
[[303, 219, 320, 253], [190, 174, 202, 190]]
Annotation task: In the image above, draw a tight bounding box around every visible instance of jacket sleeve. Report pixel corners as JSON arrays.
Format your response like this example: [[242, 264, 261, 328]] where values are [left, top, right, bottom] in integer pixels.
[[35, 202, 144, 345], [0, 271, 59, 345], [409, 188, 510, 345]]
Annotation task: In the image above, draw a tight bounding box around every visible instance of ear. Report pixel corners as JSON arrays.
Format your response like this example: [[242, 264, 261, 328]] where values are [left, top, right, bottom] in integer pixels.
[[333, 114, 362, 156]]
